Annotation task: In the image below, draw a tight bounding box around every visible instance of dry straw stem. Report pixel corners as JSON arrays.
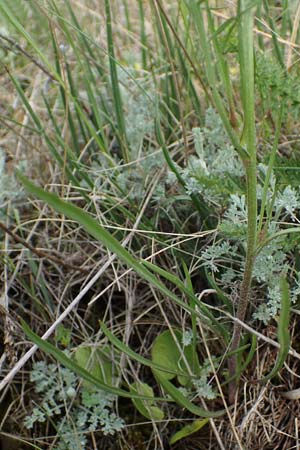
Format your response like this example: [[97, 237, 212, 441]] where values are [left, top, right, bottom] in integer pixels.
[[0, 229, 215, 390], [239, 383, 269, 434], [212, 9, 300, 50], [0, 172, 158, 391], [196, 303, 245, 450], [281, 387, 300, 401], [0, 220, 89, 274], [0, 169, 215, 391], [87, 229, 216, 307], [228, 0, 257, 402], [0, 250, 120, 393], [208, 305, 300, 362], [0, 33, 56, 81], [286, 1, 300, 70]]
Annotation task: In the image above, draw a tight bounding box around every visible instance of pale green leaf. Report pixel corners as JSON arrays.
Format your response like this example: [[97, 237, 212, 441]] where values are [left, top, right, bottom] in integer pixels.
[[170, 418, 209, 445], [130, 382, 164, 421], [151, 329, 200, 385], [74, 346, 113, 387]]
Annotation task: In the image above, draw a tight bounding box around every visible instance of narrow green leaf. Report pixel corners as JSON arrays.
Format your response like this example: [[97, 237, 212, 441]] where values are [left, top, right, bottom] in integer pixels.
[[130, 382, 164, 421], [105, 0, 129, 162], [240, 333, 257, 373], [153, 369, 224, 418], [101, 322, 190, 379], [102, 322, 248, 383], [138, 0, 148, 69], [143, 260, 229, 340], [0, 2, 58, 80], [74, 346, 113, 387], [151, 329, 200, 385], [257, 106, 283, 234], [17, 175, 212, 322], [21, 320, 161, 401], [155, 115, 211, 218], [182, 0, 247, 159], [263, 276, 291, 381], [257, 227, 300, 252], [182, 260, 199, 377], [170, 418, 209, 445]]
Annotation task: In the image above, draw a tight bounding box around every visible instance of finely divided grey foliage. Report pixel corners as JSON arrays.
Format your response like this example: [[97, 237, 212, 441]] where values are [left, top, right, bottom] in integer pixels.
[[187, 111, 300, 325], [25, 361, 124, 449]]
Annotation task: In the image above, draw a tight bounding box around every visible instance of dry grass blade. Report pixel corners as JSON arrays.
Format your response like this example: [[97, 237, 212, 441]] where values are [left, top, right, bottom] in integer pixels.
[[0, 170, 161, 392]]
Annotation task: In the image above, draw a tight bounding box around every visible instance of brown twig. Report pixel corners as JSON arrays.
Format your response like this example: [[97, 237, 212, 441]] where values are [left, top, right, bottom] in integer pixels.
[[0, 32, 57, 81], [0, 221, 89, 274]]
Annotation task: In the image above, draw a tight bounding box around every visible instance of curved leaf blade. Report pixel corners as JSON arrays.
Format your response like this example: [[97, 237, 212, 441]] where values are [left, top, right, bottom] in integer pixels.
[[130, 382, 164, 421], [22, 320, 163, 401], [170, 418, 209, 445], [153, 369, 225, 418], [17, 175, 207, 320], [263, 276, 291, 381]]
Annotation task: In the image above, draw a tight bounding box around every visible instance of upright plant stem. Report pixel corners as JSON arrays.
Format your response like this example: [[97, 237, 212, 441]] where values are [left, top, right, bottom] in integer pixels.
[[228, 0, 257, 403], [105, 0, 129, 163], [184, 0, 248, 160]]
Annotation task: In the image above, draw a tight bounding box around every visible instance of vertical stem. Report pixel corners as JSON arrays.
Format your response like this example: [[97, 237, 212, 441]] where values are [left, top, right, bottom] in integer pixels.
[[138, 0, 148, 69], [205, 0, 238, 128], [257, 107, 283, 234], [105, 0, 129, 163], [184, 0, 248, 159], [263, 0, 285, 69], [228, 0, 257, 403], [153, 0, 188, 159]]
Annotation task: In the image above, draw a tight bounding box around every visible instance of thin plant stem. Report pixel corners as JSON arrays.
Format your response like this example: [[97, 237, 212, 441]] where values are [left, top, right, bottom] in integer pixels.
[[105, 0, 129, 163], [257, 106, 283, 235], [184, 0, 248, 159], [228, 0, 257, 403]]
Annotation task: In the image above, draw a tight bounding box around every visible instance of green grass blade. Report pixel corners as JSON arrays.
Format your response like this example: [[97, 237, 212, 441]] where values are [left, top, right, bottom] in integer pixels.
[[155, 114, 212, 221], [105, 0, 129, 163], [262, 0, 285, 68], [182, 261, 198, 375], [48, 8, 109, 158], [240, 334, 257, 372], [6, 69, 42, 131], [205, 268, 233, 311], [142, 260, 229, 341], [62, 0, 105, 79], [17, 175, 213, 321], [0, 2, 59, 81], [152, 2, 180, 122], [7, 69, 90, 192], [152, 369, 225, 418], [206, 2, 237, 125], [41, 94, 94, 192], [138, 0, 148, 69], [169, 419, 209, 445], [257, 106, 283, 234], [263, 276, 291, 381], [100, 322, 190, 379], [183, 0, 247, 159], [257, 227, 300, 252], [22, 320, 162, 401]]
